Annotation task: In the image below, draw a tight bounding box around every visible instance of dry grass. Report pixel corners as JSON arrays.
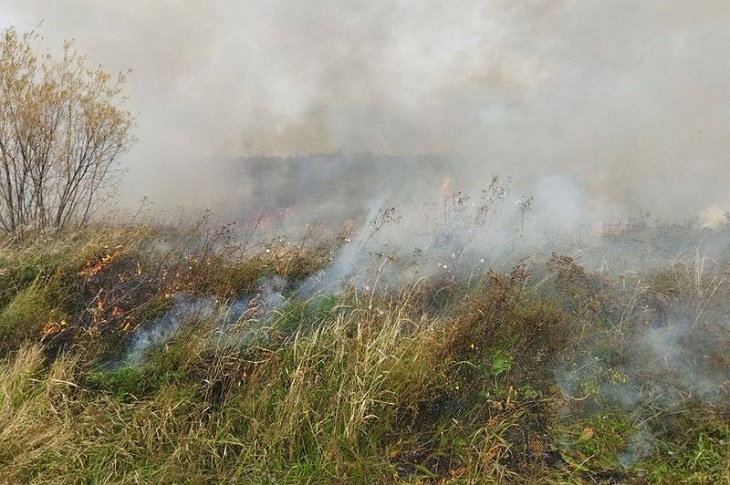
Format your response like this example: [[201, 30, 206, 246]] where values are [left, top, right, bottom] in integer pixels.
[[0, 221, 728, 483]]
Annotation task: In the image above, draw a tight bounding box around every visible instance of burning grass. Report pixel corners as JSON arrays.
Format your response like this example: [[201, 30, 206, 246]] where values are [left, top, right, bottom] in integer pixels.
[[0, 219, 728, 483]]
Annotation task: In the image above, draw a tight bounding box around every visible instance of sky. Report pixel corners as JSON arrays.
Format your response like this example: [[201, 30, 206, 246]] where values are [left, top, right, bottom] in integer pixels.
[[2, 1, 729, 223]]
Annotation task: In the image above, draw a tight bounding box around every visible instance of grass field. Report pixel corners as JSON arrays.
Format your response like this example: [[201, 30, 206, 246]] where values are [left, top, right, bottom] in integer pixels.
[[0, 214, 728, 483]]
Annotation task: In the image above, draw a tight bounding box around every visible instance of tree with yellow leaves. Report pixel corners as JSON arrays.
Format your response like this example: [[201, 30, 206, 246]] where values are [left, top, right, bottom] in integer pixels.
[[0, 27, 134, 235]]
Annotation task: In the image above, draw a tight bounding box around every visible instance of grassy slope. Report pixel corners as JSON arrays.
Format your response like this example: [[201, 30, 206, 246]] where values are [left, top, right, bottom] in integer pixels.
[[0, 223, 728, 484]]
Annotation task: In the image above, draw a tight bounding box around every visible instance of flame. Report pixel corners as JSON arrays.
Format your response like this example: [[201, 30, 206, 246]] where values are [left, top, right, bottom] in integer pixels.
[[40, 319, 67, 340], [121, 318, 134, 332], [79, 247, 124, 279]]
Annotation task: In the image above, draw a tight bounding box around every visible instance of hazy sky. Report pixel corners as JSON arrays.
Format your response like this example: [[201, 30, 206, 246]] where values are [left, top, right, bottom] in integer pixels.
[[2, 1, 729, 221]]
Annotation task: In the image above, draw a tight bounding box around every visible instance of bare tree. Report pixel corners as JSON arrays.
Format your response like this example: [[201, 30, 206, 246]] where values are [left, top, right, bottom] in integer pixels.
[[0, 27, 134, 235]]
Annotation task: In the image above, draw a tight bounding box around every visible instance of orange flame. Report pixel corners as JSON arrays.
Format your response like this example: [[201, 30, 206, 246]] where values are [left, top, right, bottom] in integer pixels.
[[79, 247, 124, 279], [40, 319, 67, 340]]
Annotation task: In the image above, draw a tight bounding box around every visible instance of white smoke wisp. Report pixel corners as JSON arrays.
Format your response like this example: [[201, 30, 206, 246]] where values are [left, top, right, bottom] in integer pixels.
[[295, 176, 523, 297], [127, 294, 216, 364], [551, 247, 730, 469], [125, 275, 289, 365]]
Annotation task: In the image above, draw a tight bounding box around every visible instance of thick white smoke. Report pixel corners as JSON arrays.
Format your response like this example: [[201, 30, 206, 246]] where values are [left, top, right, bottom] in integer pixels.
[[3, 1, 730, 223]]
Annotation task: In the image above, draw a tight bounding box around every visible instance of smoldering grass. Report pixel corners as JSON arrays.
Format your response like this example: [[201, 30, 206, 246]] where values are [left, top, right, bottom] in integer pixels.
[[551, 243, 730, 480], [1, 208, 729, 481], [125, 294, 216, 365]]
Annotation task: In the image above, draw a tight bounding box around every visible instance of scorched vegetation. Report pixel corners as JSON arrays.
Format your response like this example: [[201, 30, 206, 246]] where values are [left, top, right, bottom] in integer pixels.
[[0, 213, 728, 484]]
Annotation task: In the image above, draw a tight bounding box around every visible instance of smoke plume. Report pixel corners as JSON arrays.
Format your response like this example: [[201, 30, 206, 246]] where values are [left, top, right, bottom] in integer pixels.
[[2, 1, 729, 224]]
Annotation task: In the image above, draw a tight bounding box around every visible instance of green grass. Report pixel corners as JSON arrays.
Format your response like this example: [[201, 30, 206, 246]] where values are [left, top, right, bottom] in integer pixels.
[[0, 222, 728, 483]]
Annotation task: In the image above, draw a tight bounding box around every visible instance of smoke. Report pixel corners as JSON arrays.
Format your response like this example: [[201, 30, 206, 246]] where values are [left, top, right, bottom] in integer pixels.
[[2, 1, 730, 223], [5, 0, 730, 410], [5, 6, 729, 473], [619, 427, 654, 469], [127, 294, 216, 364], [126, 276, 287, 364]]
